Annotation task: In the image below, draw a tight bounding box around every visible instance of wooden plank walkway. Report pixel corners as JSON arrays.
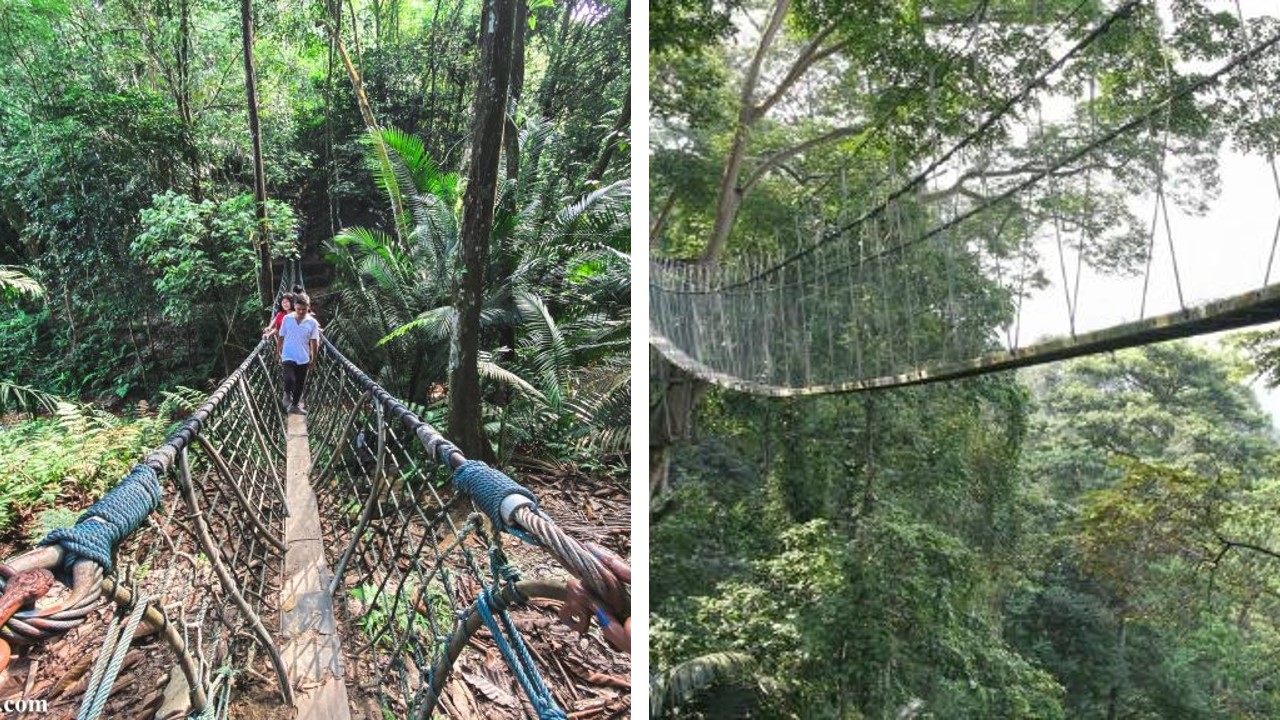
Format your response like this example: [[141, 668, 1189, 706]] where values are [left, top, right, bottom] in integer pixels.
[[281, 413, 351, 719]]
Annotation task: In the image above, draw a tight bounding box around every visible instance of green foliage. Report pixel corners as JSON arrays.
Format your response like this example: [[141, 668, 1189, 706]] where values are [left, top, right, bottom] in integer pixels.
[[132, 191, 298, 324], [329, 121, 630, 466], [348, 580, 452, 655], [0, 401, 171, 538], [1011, 343, 1280, 718], [657, 341, 1280, 717]]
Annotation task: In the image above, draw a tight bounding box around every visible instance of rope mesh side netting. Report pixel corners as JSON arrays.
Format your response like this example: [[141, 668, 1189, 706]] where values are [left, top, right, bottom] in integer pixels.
[[650, 0, 1280, 396], [0, 339, 290, 719], [305, 341, 547, 718], [0, 260, 627, 718]]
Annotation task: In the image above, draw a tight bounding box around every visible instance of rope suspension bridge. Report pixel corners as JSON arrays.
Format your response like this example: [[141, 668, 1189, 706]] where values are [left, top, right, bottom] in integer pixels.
[[0, 264, 629, 718], [651, 0, 1280, 397]]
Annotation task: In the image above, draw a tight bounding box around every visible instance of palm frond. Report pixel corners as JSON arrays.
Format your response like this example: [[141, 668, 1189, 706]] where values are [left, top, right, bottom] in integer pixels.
[[477, 354, 547, 403], [0, 379, 58, 415], [0, 266, 44, 302], [650, 652, 759, 720], [547, 180, 630, 249], [409, 193, 459, 285], [361, 129, 410, 239], [514, 290, 571, 403], [379, 126, 460, 205], [378, 305, 457, 346]]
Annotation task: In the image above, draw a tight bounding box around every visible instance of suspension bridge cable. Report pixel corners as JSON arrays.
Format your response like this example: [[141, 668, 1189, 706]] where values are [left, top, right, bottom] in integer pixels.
[[658, 18, 1280, 301], [702, 0, 1140, 291]]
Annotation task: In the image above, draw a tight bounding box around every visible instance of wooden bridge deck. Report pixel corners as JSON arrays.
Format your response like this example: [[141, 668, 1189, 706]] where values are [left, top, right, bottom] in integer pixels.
[[281, 413, 351, 719]]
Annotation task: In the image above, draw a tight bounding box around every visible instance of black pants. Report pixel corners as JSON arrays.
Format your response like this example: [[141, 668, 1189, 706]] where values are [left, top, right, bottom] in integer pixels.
[[282, 360, 310, 406]]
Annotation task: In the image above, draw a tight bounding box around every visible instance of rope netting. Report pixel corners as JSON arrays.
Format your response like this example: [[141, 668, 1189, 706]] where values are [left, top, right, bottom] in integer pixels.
[[0, 260, 627, 717], [651, 0, 1280, 396], [306, 336, 625, 718], [0, 339, 289, 718], [305, 343, 516, 717]]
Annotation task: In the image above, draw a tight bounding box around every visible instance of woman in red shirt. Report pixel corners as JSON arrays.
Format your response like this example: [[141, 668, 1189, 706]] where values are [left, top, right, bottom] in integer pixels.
[[262, 293, 294, 339]]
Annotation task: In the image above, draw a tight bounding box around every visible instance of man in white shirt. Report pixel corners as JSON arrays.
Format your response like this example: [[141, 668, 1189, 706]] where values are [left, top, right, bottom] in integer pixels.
[[277, 292, 321, 415]]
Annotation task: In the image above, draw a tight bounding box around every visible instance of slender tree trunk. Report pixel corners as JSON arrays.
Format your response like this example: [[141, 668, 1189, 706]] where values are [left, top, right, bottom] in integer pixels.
[[327, 3, 407, 245], [495, 0, 527, 408], [504, 0, 527, 183], [650, 188, 678, 246], [325, 0, 340, 236], [1106, 617, 1128, 720], [448, 0, 516, 460], [586, 93, 629, 184], [537, 0, 576, 119], [177, 0, 203, 201], [242, 0, 273, 309]]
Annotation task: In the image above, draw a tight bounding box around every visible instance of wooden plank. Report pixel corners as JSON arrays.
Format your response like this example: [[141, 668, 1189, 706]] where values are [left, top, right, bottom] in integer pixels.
[[282, 413, 352, 720]]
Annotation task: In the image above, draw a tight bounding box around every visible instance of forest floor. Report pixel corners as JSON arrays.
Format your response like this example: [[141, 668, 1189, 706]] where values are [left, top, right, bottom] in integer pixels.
[[0, 458, 631, 719]]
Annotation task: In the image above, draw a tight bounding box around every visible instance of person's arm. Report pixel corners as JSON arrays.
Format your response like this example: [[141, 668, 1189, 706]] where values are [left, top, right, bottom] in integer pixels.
[[309, 322, 320, 362], [556, 543, 631, 653]]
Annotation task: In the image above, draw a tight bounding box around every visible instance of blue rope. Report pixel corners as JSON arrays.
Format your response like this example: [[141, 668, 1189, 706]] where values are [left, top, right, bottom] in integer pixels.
[[40, 464, 162, 573], [475, 588, 566, 720], [451, 461, 541, 544]]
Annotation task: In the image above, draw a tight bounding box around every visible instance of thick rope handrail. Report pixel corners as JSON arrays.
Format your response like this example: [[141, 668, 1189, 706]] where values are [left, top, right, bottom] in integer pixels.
[[39, 464, 163, 573], [319, 337, 630, 621], [141, 338, 272, 476]]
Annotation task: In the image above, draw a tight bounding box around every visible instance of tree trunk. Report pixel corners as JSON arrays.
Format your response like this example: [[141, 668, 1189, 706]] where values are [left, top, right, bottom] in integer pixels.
[[495, 0, 527, 409], [537, 0, 575, 119], [699, 0, 790, 265], [1105, 617, 1127, 720], [177, 0, 202, 201], [504, 0, 527, 183], [327, 3, 407, 246], [649, 351, 706, 500], [586, 92, 630, 184], [242, 0, 273, 310], [448, 0, 516, 460]]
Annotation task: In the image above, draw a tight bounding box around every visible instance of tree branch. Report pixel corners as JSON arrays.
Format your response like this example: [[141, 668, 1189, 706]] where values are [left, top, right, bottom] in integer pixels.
[[740, 0, 793, 118], [754, 22, 841, 119], [740, 124, 866, 192], [1216, 533, 1280, 563], [917, 159, 1130, 203]]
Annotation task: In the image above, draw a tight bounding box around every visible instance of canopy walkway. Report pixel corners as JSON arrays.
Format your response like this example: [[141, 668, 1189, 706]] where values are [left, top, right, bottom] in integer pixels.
[[651, 0, 1280, 397], [0, 266, 629, 718]]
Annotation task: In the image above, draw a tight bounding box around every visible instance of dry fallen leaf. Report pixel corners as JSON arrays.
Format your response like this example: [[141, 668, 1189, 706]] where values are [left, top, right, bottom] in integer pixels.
[[461, 669, 519, 709]]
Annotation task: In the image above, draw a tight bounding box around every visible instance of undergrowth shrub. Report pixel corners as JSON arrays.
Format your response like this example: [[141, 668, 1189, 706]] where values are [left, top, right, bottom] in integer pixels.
[[0, 400, 174, 538]]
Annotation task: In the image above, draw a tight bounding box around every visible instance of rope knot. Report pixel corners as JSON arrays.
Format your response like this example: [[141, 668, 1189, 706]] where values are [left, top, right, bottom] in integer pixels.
[[39, 464, 162, 573]]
